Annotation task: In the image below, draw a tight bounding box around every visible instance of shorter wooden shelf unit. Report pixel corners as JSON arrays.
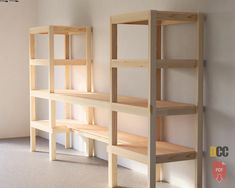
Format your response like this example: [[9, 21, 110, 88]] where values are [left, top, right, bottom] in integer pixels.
[[29, 25, 93, 160]]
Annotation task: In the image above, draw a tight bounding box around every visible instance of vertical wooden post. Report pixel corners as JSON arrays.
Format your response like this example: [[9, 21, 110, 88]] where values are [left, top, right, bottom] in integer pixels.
[[109, 23, 118, 188], [156, 22, 163, 182], [29, 33, 36, 152], [196, 14, 204, 188], [148, 11, 157, 188], [48, 26, 56, 161], [49, 132, 56, 160], [65, 34, 72, 149], [86, 27, 95, 156], [86, 27, 92, 93]]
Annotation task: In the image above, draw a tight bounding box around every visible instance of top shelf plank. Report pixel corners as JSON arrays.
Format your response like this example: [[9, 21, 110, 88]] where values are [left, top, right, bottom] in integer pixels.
[[30, 25, 89, 35], [111, 10, 202, 25]]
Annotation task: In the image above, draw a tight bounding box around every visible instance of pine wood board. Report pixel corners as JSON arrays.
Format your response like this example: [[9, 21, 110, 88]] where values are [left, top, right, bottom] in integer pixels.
[[55, 121, 196, 164], [29, 25, 87, 35], [30, 120, 67, 133], [111, 10, 198, 25], [30, 90, 196, 116]]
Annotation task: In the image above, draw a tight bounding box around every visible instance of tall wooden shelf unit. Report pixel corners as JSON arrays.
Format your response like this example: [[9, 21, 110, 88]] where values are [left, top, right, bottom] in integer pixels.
[[29, 25, 94, 160], [109, 10, 204, 188]]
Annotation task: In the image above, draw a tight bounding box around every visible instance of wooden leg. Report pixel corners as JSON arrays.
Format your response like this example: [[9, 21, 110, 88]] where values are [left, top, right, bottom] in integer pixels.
[[49, 133, 56, 161], [196, 157, 202, 188], [85, 138, 94, 157], [65, 129, 71, 149], [156, 164, 162, 181], [30, 127, 36, 152], [108, 153, 117, 187]]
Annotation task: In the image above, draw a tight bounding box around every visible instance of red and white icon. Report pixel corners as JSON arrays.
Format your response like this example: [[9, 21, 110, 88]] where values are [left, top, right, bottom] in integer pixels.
[[212, 160, 226, 183]]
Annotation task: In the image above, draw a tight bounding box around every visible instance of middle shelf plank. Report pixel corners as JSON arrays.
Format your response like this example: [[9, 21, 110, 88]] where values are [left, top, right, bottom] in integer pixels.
[[30, 89, 196, 116]]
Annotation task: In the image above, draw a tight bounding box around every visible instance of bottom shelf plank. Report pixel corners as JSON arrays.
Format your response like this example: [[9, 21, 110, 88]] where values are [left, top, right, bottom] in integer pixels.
[[108, 143, 196, 164], [61, 119, 196, 164], [156, 182, 181, 188], [30, 119, 196, 164]]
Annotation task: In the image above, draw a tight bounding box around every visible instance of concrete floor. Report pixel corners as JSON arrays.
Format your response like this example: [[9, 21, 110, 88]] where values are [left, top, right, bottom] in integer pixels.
[[0, 137, 178, 188], [0, 137, 148, 188]]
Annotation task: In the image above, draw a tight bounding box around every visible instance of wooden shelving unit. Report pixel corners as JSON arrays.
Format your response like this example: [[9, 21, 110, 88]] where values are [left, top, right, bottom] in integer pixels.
[[29, 10, 204, 188], [109, 10, 205, 188], [29, 25, 94, 160]]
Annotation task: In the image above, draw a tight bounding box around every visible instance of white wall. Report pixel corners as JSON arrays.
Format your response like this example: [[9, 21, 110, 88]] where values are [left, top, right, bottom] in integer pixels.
[[35, 0, 235, 188], [0, 0, 37, 138]]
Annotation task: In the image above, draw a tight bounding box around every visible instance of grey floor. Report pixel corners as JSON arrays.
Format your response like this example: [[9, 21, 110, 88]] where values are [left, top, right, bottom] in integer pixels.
[[0, 137, 148, 188]]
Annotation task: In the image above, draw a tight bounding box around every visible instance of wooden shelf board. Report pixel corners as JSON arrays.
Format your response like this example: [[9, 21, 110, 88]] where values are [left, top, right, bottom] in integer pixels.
[[111, 10, 198, 25], [31, 120, 67, 133], [30, 59, 49, 66], [54, 59, 86, 65], [108, 143, 196, 164], [156, 182, 180, 188], [54, 120, 196, 164], [30, 26, 49, 34], [111, 59, 197, 68], [52, 25, 87, 35], [30, 90, 196, 116], [30, 59, 86, 66], [29, 25, 88, 35]]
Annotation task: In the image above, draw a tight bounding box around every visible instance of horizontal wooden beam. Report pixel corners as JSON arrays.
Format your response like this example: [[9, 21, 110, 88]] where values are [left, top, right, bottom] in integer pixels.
[[111, 103, 149, 116], [161, 20, 194, 26], [29, 25, 87, 35], [111, 10, 198, 25], [111, 59, 197, 68], [30, 90, 50, 99], [111, 59, 148, 68], [30, 59, 49, 66], [157, 59, 197, 68], [53, 26, 87, 35], [30, 59, 87, 66], [157, 107, 196, 116], [31, 120, 67, 133], [111, 11, 149, 24], [51, 93, 109, 109], [156, 11, 197, 22], [54, 59, 87, 65], [30, 26, 49, 34]]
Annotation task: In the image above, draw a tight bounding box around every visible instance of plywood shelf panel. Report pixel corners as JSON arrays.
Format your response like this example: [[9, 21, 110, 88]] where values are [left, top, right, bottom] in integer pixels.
[[55, 120, 196, 164], [108, 142, 196, 164], [30, 90, 196, 116]]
